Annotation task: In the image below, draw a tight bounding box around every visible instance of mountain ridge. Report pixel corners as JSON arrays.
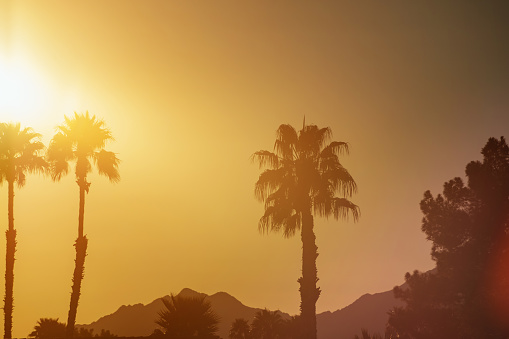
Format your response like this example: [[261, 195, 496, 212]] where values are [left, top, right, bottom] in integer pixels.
[[79, 285, 406, 339]]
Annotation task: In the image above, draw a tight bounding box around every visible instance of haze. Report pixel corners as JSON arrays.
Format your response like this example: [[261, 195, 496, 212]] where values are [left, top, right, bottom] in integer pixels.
[[0, 1, 508, 337]]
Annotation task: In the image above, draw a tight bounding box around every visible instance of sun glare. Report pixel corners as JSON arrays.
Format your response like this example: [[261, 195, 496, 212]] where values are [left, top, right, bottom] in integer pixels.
[[0, 54, 52, 126]]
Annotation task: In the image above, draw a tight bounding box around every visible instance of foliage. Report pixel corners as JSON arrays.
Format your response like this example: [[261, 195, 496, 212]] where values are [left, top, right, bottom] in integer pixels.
[[28, 318, 118, 339], [156, 294, 220, 339], [47, 112, 119, 184], [253, 122, 359, 339], [29, 318, 66, 339], [388, 137, 509, 339], [280, 315, 304, 339], [229, 318, 251, 339], [0, 122, 47, 186], [250, 309, 283, 339], [253, 123, 359, 237]]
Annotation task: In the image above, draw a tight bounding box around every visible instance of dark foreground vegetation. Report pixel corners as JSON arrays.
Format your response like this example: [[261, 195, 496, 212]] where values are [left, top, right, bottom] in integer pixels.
[[352, 136, 509, 339], [2, 113, 508, 339]]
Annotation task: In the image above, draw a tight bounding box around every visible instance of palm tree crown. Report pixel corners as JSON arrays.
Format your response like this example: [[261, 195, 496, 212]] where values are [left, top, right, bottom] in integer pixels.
[[156, 294, 220, 338], [250, 309, 283, 339], [0, 123, 47, 187], [253, 123, 359, 236], [47, 111, 120, 187], [28, 318, 66, 339], [229, 318, 251, 339]]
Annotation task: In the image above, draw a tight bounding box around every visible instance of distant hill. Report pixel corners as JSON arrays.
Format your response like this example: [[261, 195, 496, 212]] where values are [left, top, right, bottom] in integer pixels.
[[318, 289, 405, 339], [79, 288, 289, 338], [79, 284, 407, 339]]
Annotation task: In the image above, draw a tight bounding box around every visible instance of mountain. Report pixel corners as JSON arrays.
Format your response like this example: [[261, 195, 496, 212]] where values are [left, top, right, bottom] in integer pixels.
[[318, 289, 405, 339], [79, 288, 290, 338], [79, 286, 405, 339]]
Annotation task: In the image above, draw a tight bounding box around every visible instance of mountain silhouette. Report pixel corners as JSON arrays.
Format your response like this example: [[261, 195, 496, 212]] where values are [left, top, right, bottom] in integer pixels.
[[318, 289, 405, 338], [78, 288, 289, 338], [79, 285, 406, 339]]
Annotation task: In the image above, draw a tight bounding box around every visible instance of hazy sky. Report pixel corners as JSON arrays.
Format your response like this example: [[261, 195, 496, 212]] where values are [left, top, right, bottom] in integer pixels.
[[1, 1, 508, 337]]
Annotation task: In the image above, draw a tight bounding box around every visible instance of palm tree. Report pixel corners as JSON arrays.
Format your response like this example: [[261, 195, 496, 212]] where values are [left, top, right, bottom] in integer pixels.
[[47, 112, 120, 338], [28, 318, 66, 339], [229, 318, 251, 339], [250, 309, 283, 339], [252, 121, 359, 339], [0, 123, 47, 339], [156, 294, 220, 338], [281, 315, 303, 339]]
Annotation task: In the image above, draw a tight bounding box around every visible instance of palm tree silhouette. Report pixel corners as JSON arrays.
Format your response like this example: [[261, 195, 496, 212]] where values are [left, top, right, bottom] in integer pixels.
[[47, 112, 119, 338], [0, 123, 47, 339], [229, 318, 251, 339], [28, 318, 66, 339], [156, 294, 220, 339], [252, 121, 359, 339], [250, 309, 283, 339]]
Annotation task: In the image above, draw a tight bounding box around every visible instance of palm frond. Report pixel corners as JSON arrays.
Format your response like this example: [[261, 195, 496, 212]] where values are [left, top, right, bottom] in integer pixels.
[[275, 124, 297, 159], [299, 125, 332, 156], [0, 123, 47, 187], [94, 150, 120, 183], [315, 126, 332, 149], [47, 132, 74, 181], [322, 165, 358, 197], [259, 189, 299, 236], [254, 167, 287, 201], [321, 141, 349, 157], [251, 150, 279, 169], [314, 197, 360, 221]]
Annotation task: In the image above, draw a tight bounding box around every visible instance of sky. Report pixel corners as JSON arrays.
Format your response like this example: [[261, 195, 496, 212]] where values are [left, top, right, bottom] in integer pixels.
[[0, 1, 508, 337]]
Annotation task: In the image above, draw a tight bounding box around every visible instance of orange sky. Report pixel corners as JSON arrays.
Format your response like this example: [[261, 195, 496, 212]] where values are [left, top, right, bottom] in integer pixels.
[[1, 1, 509, 337]]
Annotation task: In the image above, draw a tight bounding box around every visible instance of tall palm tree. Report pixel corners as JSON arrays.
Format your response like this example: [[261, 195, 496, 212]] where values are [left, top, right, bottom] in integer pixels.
[[0, 123, 47, 339], [47, 112, 119, 338], [250, 309, 283, 339], [252, 121, 359, 339], [229, 318, 251, 339], [156, 294, 220, 338]]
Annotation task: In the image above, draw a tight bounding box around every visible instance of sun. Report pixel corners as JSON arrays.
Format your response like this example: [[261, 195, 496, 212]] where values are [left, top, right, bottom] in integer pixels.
[[0, 54, 52, 126]]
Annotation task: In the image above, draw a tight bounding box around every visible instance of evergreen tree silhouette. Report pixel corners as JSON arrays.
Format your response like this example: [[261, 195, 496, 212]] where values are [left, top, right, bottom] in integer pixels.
[[388, 136, 509, 338]]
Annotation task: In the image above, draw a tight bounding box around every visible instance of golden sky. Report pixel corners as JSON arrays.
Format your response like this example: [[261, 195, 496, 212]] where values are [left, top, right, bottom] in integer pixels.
[[1, 1, 509, 337]]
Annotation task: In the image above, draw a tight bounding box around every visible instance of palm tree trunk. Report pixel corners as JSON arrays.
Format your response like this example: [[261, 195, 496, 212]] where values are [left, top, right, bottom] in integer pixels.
[[299, 210, 320, 339], [66, 184, 88, 338], [3, 180, 15, 339]]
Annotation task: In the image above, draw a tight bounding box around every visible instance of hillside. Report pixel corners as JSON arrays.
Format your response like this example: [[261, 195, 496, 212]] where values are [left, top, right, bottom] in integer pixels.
[[79, 285, 406, 339]]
